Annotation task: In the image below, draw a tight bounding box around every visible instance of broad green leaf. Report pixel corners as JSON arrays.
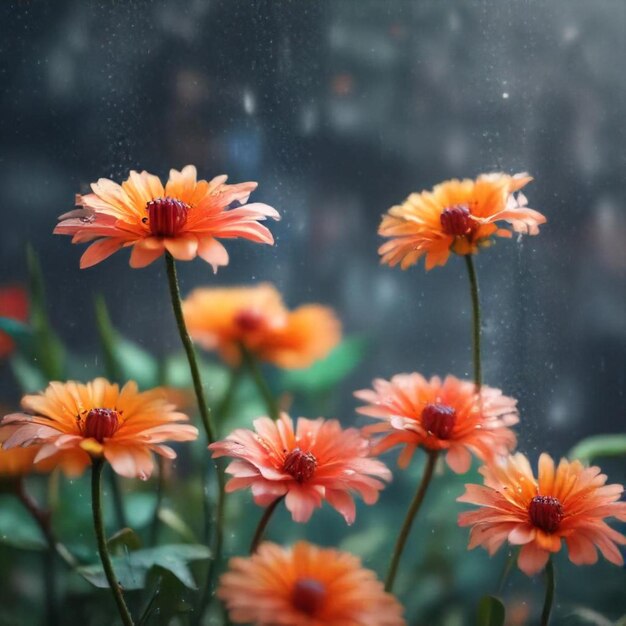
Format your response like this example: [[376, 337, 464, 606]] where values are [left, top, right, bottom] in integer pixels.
[[26, 245, 66, 380], [78, 543, 211, 590], [0, 496, 47, 551], [108, 528, 142, 554], [9, 354, 47, 393], [94, 294, 159, 388], [476, 595, 505, 626], [568, 435, 626, 463], [280, 336, 367, 394]]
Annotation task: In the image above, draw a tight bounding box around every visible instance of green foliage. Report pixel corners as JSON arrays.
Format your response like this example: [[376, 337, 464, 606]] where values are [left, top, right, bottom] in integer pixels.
[[107, 528, 142, 554], [476, 595, 505, 626], [568, 434, 626, 463], [9, 353, 48, 392], [78, 544, 211, 591], [0, 496, 47, 551], [280, 336, 367, 394]]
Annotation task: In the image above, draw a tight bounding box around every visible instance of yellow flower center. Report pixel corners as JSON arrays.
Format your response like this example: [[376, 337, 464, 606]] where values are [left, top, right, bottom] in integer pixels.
[[292, 578, 326, 616], [421, 403, 456, 439], [283, 448, 317, 483], [145, 197, 190, 237], [529, 495, 563, 533], [84, 408, 120, 443]]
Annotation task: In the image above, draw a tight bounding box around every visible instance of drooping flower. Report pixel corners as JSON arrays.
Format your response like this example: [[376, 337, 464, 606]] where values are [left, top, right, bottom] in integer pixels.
[[218, 541, 406, 626], [0, 378, 198, 478], [0, 285, 28, 358], [355, 373, 518, 473], [458, 453, 626, 575], [182, 283, 341, 369], [378, 173, 546, 270], [54, 165, 280, 270], [209, 413, 391, 524]]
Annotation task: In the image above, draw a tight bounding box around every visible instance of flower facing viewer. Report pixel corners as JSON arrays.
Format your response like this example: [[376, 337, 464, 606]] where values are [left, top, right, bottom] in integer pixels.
[[355, 373, 518, 473], [218, 541, 406, 626], [209, 414, 391, 524], [182, 283, 341, 368], [0, 378, 198, 478], [378, 173, 546, 270], [55, 165, 279, 270], [457, 453, 626, 575]]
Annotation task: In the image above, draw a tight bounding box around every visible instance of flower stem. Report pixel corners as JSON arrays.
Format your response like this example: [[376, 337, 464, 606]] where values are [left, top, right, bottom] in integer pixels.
[[385, 451, 438, 593], [541, 558, 556, 626], [250, 496, 285, 553], [91, 460, 134, 626], [164, 252, 217, 445], [240, 344, 280, 421], [464, 254, 482, 390]]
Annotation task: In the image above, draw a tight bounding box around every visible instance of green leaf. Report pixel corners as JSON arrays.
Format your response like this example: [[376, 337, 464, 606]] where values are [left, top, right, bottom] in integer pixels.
[[158, 508, 199, 544], [280, 336, 367, 394], [94, 294, 159, 388], [568, 435, 626, 463], [0, 495, 47, 551], [9, 354, 47, 393], [107, 528, 142, 555], [476, 595, 505, 626], [78, 544, 211, 591], [26, 245, 66, 380]]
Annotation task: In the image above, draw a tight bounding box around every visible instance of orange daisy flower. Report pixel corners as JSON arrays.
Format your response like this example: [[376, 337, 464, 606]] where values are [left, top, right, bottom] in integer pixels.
[[354, 374, 518, 473], [54, 165, 279, 270], [0, 378, 198, 478], [182, 283, 341, 369], [0, 446, 39, 478], [218, 541, 406, 626], [458, 453, 626, 576], [378, 172, 546, 270], [209, 413, 391, 524], [0, 285, 28, 358]]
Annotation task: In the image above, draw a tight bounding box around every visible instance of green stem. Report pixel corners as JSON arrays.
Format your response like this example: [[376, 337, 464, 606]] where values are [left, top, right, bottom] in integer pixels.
[[464, 254, 482, 390], [91, 460, 134, 626], [541, 558, 556, 626], [240, 345, 280, 421], [250, 496, 284, 553], [385, 451, 438, 593], [149, 457, 165, 546]]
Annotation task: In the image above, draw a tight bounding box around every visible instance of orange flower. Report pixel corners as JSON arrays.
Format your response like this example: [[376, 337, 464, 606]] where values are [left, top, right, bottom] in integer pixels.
[[209, 413, 391, 524], [0, 378, 198, 478], [218, 541, 406, 626], [355, 374, 518, 473], [54, 165, 279, 270], [0, 446, 39, 478], [378, 173, 546, 270], [182, 283, 341, 369], [458, 453, 626, 575], [0, 285, 28, 358]]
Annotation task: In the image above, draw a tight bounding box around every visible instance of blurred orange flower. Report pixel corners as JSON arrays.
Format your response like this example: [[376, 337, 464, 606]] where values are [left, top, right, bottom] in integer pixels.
[[378, 173, 546, 270], [0, 378, 198, 478], [182, 283, 341, 369], [54, 165, 279, 270], [209, 413, 391, 524], [355, 374, 518, 473], [0, 285, 28, 358], [458, 453, 626, 575], [218, 541, 406, 625], [0, 446, 39, 478]]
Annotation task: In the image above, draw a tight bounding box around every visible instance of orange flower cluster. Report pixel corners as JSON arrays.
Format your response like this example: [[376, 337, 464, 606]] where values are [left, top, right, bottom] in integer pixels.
[[378, 173, 546, 270], [183, 283, 341, 369], [0, 378, 198, 478]]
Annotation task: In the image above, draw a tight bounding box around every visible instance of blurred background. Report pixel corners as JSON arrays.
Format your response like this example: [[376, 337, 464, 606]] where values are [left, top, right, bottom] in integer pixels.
[[0, 1, 625, 625]]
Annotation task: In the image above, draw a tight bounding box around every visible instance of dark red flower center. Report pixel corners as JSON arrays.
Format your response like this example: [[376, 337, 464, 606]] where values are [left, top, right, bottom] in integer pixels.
[[84, 408, 120, 442], [421, 403, 457, 439], [292, 578, 326, 616], [283, 448, 317, 483], [529, 495, 564, 533], [145, 197, 190, 237], [440, 204, 472, 236], [234, 309, 265, 333]]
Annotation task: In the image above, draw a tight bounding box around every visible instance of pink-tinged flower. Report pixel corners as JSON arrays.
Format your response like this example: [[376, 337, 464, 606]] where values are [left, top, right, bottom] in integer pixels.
[[458, 453, 626, 575], [209, 414, 391, 524], [378, 173, 546, 270], [218, 541, 406, 626], [0, 285, 28, 358], [355, 373, 518, 473], [54, 165, 279, 270], [0, 378, 198, 478]]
